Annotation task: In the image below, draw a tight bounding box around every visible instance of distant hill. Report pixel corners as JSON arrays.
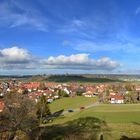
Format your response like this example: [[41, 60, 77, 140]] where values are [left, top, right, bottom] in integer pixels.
[[47, 75, 121, 83]]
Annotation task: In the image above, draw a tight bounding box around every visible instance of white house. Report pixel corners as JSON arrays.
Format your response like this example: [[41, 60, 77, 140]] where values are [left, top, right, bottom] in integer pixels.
[[110, 95, 124, 104]]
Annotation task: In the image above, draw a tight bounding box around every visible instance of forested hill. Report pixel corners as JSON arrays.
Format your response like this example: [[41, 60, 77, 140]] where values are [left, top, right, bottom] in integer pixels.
[[47, 75, 121, 83]]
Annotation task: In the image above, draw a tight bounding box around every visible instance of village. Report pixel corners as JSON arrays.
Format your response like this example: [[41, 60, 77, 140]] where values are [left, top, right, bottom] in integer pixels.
[[0, 79, 140, 112]]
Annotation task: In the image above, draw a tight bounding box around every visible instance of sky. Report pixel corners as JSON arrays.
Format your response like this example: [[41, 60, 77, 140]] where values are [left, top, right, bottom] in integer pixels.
[[0, 0, 140, 75]]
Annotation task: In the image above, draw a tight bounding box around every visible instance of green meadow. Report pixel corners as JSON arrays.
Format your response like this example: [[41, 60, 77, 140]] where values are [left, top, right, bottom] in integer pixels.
[[49, 98, 140, 140], [50, 96, 98, 112]]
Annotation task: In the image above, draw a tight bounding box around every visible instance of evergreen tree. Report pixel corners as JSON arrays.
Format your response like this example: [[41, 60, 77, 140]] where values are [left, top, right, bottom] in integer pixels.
[[36, 95, 51, 122]]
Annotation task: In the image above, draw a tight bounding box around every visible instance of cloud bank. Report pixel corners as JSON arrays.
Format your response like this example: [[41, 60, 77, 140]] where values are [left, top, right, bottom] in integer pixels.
[[0, 47, 35, 69], [0, 47, 120, 71], [42, 54, 120, 70]]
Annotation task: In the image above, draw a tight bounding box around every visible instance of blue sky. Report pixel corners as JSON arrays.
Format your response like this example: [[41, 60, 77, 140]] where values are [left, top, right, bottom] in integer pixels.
[[0, 0, 140, 75]]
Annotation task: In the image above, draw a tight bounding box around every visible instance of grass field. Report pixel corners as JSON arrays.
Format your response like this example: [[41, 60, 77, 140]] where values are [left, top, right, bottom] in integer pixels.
[[73, 104, 140, 122], [131, 81, 140, 85], [50, 96, 98, 112], [49, 100, 140, 140], [50, 104, 140, 124]]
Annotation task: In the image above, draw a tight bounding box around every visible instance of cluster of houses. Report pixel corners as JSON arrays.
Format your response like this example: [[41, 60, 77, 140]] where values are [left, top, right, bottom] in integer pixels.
[[0, 80, 140, 112]]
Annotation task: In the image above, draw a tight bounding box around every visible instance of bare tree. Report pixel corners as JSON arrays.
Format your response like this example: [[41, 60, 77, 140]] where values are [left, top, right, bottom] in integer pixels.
[[0, 93, 39, 140]]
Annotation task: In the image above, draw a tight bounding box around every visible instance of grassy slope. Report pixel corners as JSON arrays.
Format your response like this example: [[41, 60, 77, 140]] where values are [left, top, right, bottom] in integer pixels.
[[49, 103, 140, 139], [51, 104, 140, 124], [72, 104, 140, 123], [50, 96, 98, 112]]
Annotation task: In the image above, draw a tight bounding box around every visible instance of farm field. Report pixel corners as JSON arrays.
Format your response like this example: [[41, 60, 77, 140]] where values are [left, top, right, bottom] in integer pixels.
[[49, 101, 140, 140]]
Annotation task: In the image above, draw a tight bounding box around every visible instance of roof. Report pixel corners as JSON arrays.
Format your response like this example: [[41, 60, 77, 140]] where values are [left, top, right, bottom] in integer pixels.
[[136, 85, 140, 88], [86, 87, 96, 92], [110, 95, 124, 100], [110, 92, 117, 95], [22, 82, 41, 89]]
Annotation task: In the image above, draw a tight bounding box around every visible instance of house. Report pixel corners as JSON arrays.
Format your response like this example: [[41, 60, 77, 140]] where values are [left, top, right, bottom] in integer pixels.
[[135, 86, 140, 101], [43, 89, 54, 96], [110, 92, 117, 96], [82, 91, 95, 97], [86, 86, 96, 92], [63, 87, 71, 95], [22, 82, 41, 91], [86, 86, 98, 95], [135, 85, 140, 92], [110, 95, 124, 104]]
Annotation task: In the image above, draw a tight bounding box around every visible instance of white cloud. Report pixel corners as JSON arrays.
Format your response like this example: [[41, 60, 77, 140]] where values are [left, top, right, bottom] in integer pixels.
[[42, 54, 120, 70], [0, 47, 35, 70], [0, 47, 32, 63], [0, 47, 120, 71]]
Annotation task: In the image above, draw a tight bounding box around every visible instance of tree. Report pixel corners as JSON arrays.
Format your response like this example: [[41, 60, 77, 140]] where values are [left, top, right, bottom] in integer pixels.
[[58, 89, 69, 97], [98, 93, 104, 103], [38, 82, 46, 90], [105, 89, 110, 96], [22, 88, 29, 94], [36, 95, 51, 124], [125, 84, 133, 91], [124, 92, 137, 103], [76, 91, 82, 96], [0, 93, 38, 140]]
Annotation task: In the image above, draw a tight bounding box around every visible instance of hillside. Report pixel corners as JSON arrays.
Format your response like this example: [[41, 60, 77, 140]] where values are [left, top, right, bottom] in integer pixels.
[[47, 75, 121, 83]]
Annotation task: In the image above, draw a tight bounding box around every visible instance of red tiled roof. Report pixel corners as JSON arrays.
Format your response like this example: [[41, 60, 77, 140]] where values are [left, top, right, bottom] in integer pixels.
[[45, 83, 57, 87], [28, 90, 54, 99], [86, 87, 96, 92], [22, 82, 41, 89], [110, 95, 124, 100]]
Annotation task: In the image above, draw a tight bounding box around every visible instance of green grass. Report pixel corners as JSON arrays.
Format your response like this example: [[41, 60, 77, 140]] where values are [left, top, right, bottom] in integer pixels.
[[48, 97, 140, 139], [131, 81, 140, 85], [48, 103, 140, 139], [50, 104, 140, 124], [50, 96, 98, 112], [77, 110, 140, 123], [108, 123, 140, 140]]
